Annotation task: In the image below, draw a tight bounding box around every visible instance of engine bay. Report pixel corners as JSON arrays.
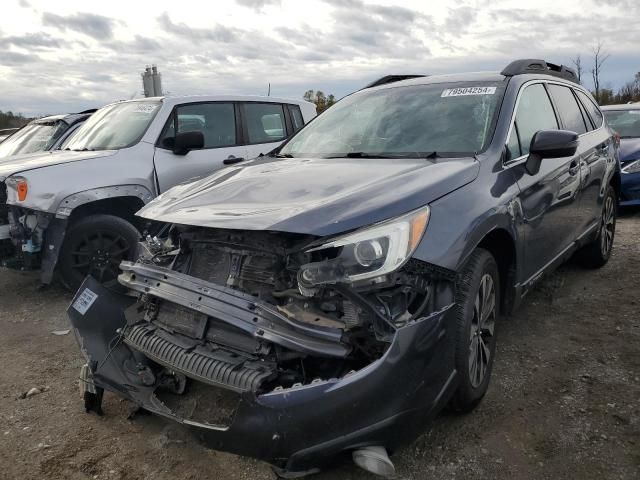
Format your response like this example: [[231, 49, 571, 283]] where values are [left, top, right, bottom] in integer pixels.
[[120, 226, 442, 395]]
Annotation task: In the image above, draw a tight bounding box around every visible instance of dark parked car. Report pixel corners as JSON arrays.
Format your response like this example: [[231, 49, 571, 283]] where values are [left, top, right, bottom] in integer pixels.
[[601, 103, 640, 206], [69, 59, 619, 477], [0, 110, 94, 159]]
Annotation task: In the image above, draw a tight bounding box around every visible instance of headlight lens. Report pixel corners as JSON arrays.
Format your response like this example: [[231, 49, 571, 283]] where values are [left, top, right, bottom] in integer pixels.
[[299, 207, 430, 286], [621, 159, 640, 174]]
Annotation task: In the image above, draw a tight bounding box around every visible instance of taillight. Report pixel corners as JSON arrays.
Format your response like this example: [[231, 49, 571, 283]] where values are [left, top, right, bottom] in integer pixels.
[[613, 132, 621, 148]]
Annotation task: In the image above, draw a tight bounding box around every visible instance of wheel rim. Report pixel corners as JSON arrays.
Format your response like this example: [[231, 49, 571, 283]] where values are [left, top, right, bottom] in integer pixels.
[[469, 273, 496, 388], [70, 231, 131, 283], [600, 195, 615, 257]]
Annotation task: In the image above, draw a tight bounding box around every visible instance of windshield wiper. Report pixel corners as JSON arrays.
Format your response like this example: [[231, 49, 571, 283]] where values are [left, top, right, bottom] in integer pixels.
[[274, 153, 294, 158], [325, 152, 436, 159]]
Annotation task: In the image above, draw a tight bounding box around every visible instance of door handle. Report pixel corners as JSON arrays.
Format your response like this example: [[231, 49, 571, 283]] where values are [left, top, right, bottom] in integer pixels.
[[223, 156, 245, 165], [569, 160, 579, 176]]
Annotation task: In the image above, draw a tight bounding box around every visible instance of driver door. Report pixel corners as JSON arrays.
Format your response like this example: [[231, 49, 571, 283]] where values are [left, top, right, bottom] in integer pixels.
[[507, 83, 583, 284], [153, 102, 248, 192]]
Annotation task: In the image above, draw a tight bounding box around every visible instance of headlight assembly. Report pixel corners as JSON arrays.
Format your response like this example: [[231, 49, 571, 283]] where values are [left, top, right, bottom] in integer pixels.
[[621, 159, 640, 174], [298, 207, 430, 287]]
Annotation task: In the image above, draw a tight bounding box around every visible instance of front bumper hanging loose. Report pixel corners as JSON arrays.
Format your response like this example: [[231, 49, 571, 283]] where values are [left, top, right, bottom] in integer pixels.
[[69, 270, 458, 472]]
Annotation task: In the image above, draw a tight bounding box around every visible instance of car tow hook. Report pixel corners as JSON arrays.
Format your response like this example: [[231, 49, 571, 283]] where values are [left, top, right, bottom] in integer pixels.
[[352, 446, 396, 477]]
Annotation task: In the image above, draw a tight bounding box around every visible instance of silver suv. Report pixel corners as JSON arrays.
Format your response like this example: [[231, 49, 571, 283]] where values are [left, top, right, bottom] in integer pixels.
[[0, 95, 316, 288]]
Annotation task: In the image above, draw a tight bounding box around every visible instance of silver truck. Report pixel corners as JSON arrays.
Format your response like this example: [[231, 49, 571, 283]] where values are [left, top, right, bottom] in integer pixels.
[[0, 95, 316, 288]]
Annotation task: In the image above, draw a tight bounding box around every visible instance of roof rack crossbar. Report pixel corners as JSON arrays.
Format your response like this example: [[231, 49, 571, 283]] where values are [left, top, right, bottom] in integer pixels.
[[501, 59, 578, 83], [361, 75, 426, 90]]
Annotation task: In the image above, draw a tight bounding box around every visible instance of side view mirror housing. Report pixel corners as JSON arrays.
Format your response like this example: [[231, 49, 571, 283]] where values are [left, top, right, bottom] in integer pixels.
[[526, 129, 578, 175], [172, 131, 204, 155]]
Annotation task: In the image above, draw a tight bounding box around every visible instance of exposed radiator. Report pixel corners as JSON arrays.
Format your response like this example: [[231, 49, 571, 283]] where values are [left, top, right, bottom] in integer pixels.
[[124, 323, 274, 393]]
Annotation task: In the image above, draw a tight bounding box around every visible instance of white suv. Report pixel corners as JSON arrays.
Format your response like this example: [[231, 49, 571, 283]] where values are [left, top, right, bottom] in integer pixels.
[[0, 95, 316, 288]]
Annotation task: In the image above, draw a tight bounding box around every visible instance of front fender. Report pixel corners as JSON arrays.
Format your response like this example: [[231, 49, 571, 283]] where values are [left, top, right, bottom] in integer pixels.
[[54, 185, 155, 218]]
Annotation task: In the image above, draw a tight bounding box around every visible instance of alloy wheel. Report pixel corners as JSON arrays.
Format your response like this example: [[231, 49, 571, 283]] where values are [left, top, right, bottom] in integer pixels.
[[469, 273, 496, 388], [600, 195, 615, 257], [70, 231, 131, 283]]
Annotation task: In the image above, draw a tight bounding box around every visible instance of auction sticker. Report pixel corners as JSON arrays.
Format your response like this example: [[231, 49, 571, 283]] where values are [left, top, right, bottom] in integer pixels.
[[442, 87, 497, 97], [73, 288, 98, 315]]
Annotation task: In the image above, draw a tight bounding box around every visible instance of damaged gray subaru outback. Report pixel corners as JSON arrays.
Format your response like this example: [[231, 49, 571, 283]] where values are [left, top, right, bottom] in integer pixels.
[[69, 60, 620, 477]]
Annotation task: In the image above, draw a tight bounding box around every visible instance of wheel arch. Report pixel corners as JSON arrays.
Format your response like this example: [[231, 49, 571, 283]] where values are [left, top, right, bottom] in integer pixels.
[[56, 185, 154, 227], [475, 228, 517, 316]]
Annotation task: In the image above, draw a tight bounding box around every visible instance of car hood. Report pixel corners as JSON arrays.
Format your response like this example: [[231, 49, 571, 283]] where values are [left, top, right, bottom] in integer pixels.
[[0, 149, 117, 181], [138, 156, 479, 237], [619, 137, 640, 163]]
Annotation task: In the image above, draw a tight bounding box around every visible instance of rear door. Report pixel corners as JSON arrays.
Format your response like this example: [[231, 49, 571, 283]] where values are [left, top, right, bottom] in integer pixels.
[[507, 82, 582, 283], [573, 89, 612, 232], [153, 102, 248, 192], [241, 102, 290, 159]]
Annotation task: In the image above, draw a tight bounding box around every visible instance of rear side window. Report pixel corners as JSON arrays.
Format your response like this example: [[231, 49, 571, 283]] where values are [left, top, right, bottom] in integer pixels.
[[288, 105, 305, 133], [576, 90, 604, 128], [547, 84, 587, 135], [507, 83, 559, 158], [160, 102, 237, 149], [243, 103, 287, 144]]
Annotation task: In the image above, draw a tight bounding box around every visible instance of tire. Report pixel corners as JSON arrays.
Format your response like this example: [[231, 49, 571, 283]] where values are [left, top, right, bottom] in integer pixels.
[[450, 248, 500, 412], [58, 214, 140, 291], [575, 185, 616, 269]]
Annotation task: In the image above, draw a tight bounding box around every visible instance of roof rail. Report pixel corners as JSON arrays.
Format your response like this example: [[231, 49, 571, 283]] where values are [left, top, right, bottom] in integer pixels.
[[501, 59, 578, 83], [361, 75, 426, 90]]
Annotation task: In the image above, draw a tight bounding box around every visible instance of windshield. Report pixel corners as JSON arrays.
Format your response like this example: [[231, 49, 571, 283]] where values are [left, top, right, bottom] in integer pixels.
[[603, 109, 640, 138], [280, 82, 505, 158], [0, 121, 67, 158], [64, 101, 161, 151]]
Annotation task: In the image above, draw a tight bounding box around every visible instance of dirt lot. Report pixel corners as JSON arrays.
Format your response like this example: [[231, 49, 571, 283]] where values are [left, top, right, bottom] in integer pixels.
[[0, 213, 639, 480]]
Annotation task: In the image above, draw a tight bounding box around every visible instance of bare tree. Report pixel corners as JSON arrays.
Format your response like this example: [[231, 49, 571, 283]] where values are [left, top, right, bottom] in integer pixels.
[[571, 54, 583, 84], [591, 41, 610, 103]]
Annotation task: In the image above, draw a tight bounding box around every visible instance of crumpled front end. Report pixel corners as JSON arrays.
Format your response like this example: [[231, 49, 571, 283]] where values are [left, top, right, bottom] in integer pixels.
[[69, 226, 458, 472]]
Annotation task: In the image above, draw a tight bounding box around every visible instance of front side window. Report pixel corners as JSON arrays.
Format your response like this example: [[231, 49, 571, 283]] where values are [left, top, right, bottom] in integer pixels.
[[547, 84, 587, 135], [244, 103, 287, 144], [603, 109, 640, 138], [507, 83, 559, 158], [64, 101, 160, 151], [280, 82, 505, 158], [160, 103, 237, 149], [0, 120, 67, 157]]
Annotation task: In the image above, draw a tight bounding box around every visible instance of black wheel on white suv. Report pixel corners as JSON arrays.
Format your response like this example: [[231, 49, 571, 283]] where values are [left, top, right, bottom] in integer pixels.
[[59, 214, 140, 291]]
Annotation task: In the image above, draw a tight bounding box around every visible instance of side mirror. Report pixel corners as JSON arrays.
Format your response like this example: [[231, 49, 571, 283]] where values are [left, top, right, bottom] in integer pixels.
[[526, 129, 578, 175], [173, 131, 204, 156]]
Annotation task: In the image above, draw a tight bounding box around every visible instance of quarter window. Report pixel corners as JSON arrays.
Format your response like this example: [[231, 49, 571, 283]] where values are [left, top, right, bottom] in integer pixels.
[[576, 90, 604, 128], [507, 83, 559, 158], [243, 103, 287, 144], [547, 84, 588, 135], [160, 102, 237, 149], [288, 105, 305, 133]]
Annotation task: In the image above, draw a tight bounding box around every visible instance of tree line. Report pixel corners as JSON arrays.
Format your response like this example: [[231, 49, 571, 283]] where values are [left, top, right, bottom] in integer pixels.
[[303, 90, 336, 113], [0, 110, 33, 129], [573, 41, 640, 105]]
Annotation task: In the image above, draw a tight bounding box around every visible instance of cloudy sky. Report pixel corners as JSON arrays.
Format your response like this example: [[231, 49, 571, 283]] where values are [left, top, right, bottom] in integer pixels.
[[1, 0, 639, 116]]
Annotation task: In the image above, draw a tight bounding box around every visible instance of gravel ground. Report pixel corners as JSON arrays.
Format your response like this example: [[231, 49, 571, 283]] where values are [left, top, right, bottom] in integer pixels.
[[0, 213, 639, 480]]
